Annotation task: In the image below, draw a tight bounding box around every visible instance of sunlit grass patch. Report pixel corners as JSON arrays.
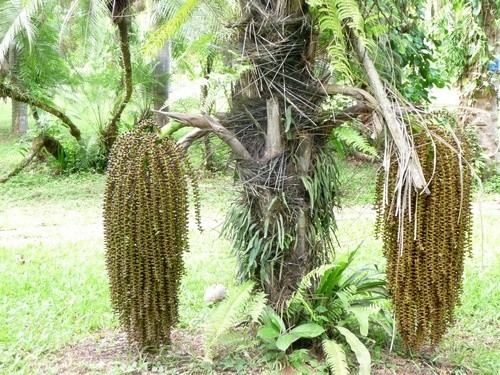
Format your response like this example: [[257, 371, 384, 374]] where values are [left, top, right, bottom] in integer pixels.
[[439, 210, 500, 374], [0, 240, 115, 373], [0, 157, 498, 373]]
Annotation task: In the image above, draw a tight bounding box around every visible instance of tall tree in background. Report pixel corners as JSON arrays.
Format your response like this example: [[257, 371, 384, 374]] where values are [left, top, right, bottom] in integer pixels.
[[0, 0, 136, 181], [434, 0, 499, 163], [461, 0, 499, 163], [153, 40, 170, 126]]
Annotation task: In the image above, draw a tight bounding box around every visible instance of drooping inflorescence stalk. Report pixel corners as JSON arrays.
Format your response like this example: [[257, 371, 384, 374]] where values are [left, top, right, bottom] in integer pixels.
[[103, 119, 200, 348], [375, 123, 473, 350]]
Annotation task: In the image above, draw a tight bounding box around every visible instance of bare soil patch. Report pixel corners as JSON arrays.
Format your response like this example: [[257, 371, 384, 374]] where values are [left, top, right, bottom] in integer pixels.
[[37, 329, 207, 375], [35, 329, 469, 375]]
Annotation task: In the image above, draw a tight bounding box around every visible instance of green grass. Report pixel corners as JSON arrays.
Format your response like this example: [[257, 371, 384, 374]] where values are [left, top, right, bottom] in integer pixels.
[[336, 157, 378, 206], [0, 240, 115, 373], [0, 100, 499, 373], [0, 173, 110, 373], [0, 171, 241, 373], [0, 167, 498, 374]]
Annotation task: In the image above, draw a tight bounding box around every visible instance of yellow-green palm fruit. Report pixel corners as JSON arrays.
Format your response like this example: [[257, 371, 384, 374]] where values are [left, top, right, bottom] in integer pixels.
[[103, 120, 201, 349], [375, 124, 473, 351]]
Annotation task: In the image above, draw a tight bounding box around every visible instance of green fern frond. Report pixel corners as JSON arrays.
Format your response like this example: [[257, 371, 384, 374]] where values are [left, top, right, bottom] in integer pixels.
[[335, 284, 356, 309], [0, 0, 44, 64], [309, 0, 381, 80], [322, 339, 349, 375], [248, 291, 267, 323], [143, 0, 200, 58], [328, 299, 346, 322], [335, 0, 364, 32], [288, 265, 334, 304], [336, 326, 371, 375], [286, 265, 333, 322], [203, 280, 255, 361], [332, 125, 378, 156]]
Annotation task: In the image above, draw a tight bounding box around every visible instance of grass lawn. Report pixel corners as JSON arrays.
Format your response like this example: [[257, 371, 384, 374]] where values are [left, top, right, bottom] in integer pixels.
[[0, 166, 498, 374], [0, 110, 499, 374]]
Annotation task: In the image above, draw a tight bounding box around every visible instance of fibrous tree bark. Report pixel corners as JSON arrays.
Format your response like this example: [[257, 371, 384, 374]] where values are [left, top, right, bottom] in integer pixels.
[[161, 0, 373, 306], [201, 54, 215, 172], [7, 45, 28, 135], [102, 0, 134, 151], [11, 100, 28, 135]]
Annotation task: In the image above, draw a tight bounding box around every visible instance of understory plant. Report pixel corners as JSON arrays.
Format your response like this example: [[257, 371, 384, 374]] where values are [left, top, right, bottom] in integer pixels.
[[204, 251, 389, 373]]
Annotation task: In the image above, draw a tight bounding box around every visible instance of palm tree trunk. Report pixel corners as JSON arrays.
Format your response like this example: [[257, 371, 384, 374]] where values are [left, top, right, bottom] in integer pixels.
[[11, 100, 28, 135], [103, 1, 133, 151], [161, 0, 356, 306], [461, 2, 499, 163], [227, 0, 331, 306], [154, 40, 171, 126], [8, 46, 28, 135], [201, 54, 215, 172]]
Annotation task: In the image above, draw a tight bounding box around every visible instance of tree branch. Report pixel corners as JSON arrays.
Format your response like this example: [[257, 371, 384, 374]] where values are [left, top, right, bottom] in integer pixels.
[[0, 83, 82, 141], [351, 32, 428, 192], [320, 84, 378, 108], [0, 136, 44, 183], [177, 128, 209, 151], [157, 111, 252, 160], [103, 15, 133, 150], [317, 103, 373, 134]]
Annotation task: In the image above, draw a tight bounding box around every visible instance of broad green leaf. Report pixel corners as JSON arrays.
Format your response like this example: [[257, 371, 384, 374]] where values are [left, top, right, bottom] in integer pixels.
[[317, 251, 357, 295], [276, 333, 297, 351], [336, 326, 371, 375], [257, 326, 280, 341], [263, 307, 286, 333], [315, 305, 328, 313], [289, 323, 325, 338], [275, 323, 325, 351], [349, 306, 370, 336]]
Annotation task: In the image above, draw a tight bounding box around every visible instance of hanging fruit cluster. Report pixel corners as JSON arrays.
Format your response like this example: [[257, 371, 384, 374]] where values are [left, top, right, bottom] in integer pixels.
[[375, 125, 473, 350], [103, 120, 201, 348]]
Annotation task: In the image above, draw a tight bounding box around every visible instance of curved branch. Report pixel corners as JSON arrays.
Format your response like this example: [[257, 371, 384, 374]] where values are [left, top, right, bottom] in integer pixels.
[[177, 128, 209, 151], [0, 135, 44, 183], [103, 15, 133, 150], [202, 114, 252, 160], [0, 83, 82, 141], [158, 111, 252, 160], [351, 31, 427, 192], [317, 103, 373, 135], [320, 84, 378, 108], [159, 112, 209, 129]]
